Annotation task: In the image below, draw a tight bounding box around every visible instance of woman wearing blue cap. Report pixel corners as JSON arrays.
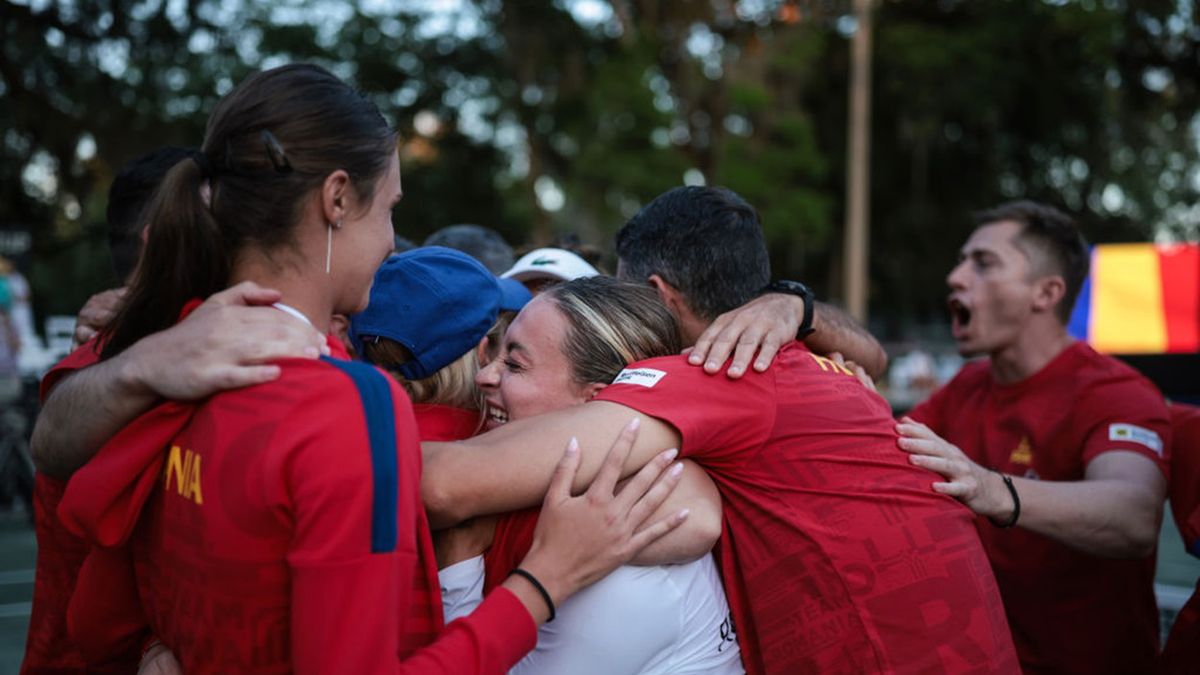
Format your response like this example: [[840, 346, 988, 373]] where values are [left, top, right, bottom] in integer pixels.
[[54, 64, 688, 674], [354, 259, 740, 674]]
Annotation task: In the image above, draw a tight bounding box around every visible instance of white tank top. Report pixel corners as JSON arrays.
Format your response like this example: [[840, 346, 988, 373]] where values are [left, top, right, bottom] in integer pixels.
[[440, 554, 744, 675]]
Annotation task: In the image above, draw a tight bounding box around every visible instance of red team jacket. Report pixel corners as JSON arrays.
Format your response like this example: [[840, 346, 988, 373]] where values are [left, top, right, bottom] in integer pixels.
[[22, 339, 118, 674], [909, 341, 1171, 675], [30, 336, 535, 674], [593, 342, 1019, 675]]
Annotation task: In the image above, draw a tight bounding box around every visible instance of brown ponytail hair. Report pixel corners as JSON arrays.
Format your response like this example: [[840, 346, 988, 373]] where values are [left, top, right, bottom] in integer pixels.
[[100, 64, 397, 359]]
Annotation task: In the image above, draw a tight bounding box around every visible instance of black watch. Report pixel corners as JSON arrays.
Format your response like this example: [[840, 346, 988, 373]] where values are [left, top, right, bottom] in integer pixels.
[[762, 280, 816, 339]]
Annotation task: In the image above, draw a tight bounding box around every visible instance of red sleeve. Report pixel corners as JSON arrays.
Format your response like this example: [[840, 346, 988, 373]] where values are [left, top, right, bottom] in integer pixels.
[[1170, 403, 1200, 553], [66, 546, 150, 667], [39, 338, 101, 401], [1076, 373, 1171, 476], [285, 365, 536, 675], [482, 508, 540, 595], [593, 354, 775, 463]]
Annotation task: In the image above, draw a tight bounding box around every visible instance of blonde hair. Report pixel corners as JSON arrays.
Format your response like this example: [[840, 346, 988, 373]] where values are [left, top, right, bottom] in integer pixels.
[[546, 277, 681, 386], [360, 337, 487, 424]]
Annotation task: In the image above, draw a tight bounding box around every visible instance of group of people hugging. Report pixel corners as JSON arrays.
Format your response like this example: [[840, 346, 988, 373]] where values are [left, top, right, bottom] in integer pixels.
[[19, 62, 1200, 675]]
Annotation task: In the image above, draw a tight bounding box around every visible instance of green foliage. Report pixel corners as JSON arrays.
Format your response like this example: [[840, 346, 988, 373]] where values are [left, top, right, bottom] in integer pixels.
[[2, 0, 1197, 339]]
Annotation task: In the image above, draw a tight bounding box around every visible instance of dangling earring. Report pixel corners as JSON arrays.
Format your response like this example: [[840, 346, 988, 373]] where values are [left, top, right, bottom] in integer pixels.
[[325, 222, 338, 274]]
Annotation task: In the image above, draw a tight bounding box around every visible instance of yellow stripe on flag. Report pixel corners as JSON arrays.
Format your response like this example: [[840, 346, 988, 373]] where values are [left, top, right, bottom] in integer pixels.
[[1091, 244, 1168, 354]]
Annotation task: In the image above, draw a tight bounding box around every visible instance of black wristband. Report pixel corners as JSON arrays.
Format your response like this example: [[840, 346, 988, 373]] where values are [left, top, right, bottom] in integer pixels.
[[762, 280, 816, 339], [988, 473, 1021, 528], [510, 568, 556, 622]]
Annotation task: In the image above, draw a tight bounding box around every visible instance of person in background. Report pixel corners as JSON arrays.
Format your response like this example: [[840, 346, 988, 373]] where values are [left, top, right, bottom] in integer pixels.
[[502, 247, 600, 295], [897, 201, 1170, 674], [424, 224, 515, 275]]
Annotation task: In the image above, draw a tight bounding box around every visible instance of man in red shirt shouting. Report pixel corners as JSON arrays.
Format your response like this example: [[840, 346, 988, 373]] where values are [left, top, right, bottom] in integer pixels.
[[423, 186, 1018, 674], [897, 201, 1171, 674]]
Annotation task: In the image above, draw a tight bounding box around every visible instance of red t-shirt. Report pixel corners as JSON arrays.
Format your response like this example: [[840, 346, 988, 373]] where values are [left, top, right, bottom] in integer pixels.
[[594, 343, 1017, 675], [57, 353, 536, 674], [909, 341, 1171, 675], [22, 339, 117, 675], [1162, 403, 1200, 674]]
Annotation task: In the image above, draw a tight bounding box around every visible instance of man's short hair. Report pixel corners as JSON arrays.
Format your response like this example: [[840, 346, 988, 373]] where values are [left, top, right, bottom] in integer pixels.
[[973, 200, 1090, 324], [423, 224, 514, 275], [615, 186, 771, 320], [106, 146, 199, 282]]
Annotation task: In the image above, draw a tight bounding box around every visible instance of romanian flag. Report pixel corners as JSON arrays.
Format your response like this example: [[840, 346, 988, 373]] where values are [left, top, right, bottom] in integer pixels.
[[1068, 243, 1200, 354]]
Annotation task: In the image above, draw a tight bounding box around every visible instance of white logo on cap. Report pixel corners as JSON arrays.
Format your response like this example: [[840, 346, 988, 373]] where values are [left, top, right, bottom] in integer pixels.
[[612, 368, 667, 388]]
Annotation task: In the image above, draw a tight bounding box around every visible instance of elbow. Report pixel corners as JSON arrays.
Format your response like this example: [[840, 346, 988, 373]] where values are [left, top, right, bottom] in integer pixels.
[[692, 502, 723, 552], [1120, 521, 1159, 559], [672, 501, 723, 562], [29, 419, 69, 480], [420, 474, 467, 530]]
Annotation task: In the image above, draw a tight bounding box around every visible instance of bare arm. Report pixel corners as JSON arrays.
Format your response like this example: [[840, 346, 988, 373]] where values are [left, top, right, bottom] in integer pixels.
[[627, 460, 721, 564], [423, 404, 681, 529], [897, 419, 1166, 558], [688, 294, 888, 379], [31, 282, 328, 479]]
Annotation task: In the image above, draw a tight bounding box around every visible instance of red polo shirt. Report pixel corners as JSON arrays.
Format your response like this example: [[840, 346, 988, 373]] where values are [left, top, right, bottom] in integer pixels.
[[909, 341, 1171, 675], [594, 343, 1017, 675]]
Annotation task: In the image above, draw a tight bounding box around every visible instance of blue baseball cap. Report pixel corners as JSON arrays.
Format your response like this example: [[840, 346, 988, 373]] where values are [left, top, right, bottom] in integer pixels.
[[351, 247, 521, 380], [497, 277, 533, 311]]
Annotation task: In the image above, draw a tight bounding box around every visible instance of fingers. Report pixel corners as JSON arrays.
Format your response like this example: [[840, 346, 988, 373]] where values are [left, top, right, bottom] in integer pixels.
[[694, 318, 739, 374], [895, 420, 934, 440], [850, 363, 876, 392], [688, 313, 731, 367], [727, 328, 766, 378], [613, 447, 679, 515], [546, 437, 582, 503], [589, 418, 640, 498], [829, 352, 846, 366], [203, 365, 283, 391], [625, 507, 689, 554], [750, 333, 785, 374], [73, 325, 97, 347], [932, 481, 972, 498], [907, 453, 958, 476], [896, 436, 943, 456], [623, 458, 683, 524]]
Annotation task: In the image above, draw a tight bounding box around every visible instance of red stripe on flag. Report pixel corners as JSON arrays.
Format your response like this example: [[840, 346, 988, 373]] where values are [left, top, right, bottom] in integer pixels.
[[1159, 243, 1200, 353]]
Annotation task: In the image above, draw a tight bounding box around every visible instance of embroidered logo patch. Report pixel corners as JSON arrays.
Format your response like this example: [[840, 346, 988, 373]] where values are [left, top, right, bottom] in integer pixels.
[[612, 368, 667, 388], [1108, 423, 1163, 456]]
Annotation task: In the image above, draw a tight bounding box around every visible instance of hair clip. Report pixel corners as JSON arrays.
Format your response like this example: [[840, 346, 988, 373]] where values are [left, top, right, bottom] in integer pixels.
[[261, 130, 293, 175]]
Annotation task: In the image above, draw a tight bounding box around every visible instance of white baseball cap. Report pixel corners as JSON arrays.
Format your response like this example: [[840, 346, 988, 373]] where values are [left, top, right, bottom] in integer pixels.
[[501, 247, 600, 283]]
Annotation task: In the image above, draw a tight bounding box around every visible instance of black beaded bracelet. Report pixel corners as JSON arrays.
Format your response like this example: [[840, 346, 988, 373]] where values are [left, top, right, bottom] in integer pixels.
[[511, 568, 556, 622], [989, 472, 1021, 528]]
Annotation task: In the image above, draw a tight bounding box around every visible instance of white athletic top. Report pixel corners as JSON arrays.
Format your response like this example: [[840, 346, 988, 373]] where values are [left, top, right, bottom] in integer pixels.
[[439, 554, 744, 675]]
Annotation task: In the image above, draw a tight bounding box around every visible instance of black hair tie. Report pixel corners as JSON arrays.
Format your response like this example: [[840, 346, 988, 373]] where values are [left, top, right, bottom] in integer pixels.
[[261, 130, 293, 175], [192, 153, 217, 179]]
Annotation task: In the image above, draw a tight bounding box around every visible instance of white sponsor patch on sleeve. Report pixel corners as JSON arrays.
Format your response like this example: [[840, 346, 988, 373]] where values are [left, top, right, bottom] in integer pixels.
[[1108, 423, 1164, 456], [612, 367, 667, 388]]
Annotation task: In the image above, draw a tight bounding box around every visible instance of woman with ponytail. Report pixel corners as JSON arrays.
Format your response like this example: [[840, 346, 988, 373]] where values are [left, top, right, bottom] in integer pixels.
[[55, 64, 687, 675]]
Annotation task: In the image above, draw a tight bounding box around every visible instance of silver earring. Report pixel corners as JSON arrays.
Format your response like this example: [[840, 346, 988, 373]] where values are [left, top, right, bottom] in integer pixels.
[[325, 222, 334, 274]]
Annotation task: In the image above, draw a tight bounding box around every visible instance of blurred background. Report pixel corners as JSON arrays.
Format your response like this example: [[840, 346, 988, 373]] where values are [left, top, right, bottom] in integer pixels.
[[0, 0, 1198, 671]]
